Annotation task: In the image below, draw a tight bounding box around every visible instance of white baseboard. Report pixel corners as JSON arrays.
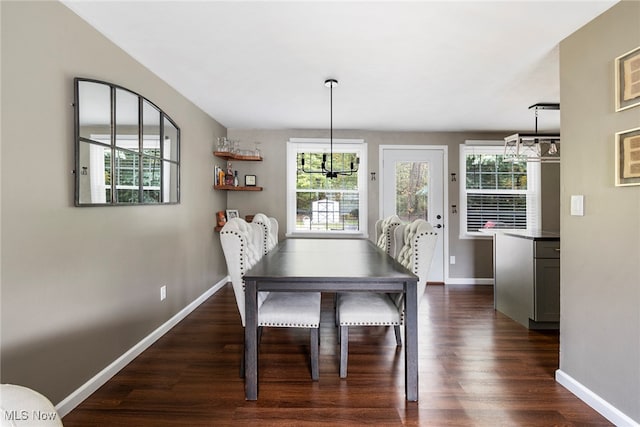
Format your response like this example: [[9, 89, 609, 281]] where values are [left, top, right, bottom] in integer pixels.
[[555, 369, 639, 427], [55, 277, 229, 417], [445, 278, 494, 285]]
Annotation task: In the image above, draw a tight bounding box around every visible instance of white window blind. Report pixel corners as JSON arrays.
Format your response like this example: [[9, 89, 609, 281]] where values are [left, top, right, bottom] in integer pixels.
[[459, 142, 540, 238]]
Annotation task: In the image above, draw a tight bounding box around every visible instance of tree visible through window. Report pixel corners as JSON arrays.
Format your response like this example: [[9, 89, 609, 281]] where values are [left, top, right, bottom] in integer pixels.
[[287, 140, 367, 235], [395, 161, 429, 222]]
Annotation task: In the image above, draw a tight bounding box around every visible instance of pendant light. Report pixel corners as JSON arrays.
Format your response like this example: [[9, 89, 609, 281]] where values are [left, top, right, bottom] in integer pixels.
[[504, 103, 560, 163], [299, 79, 360, 178]]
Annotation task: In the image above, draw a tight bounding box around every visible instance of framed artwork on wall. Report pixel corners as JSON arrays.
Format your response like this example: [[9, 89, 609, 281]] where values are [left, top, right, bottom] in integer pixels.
[[615, 127, 640, 186], [615, 46, 640, 111]]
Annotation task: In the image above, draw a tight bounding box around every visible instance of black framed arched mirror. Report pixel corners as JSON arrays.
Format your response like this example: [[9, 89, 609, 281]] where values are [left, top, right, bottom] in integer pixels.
[[74, 78, 180, 206]]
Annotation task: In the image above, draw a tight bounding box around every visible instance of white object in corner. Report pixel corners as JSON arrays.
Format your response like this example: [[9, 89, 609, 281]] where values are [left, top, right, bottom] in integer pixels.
[[1, 384, 63, 426]]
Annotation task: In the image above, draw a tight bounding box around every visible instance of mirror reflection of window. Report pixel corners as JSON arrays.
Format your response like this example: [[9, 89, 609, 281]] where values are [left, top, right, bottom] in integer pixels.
[[74, 78, 180, 206]]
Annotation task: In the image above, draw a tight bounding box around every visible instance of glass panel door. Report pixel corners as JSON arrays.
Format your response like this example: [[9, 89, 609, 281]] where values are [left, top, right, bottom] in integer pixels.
[[395, 161, 430, 222], [381, 147, 445, 282]]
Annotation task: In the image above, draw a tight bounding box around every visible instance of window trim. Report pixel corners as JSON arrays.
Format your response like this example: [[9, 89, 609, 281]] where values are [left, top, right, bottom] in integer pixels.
[[286, 138, 368, 238], [459, 141, 541, 239]]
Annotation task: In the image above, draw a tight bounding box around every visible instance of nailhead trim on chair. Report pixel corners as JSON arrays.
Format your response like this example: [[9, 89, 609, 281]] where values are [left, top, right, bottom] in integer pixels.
[[391, 223, 439, 324], [256, 221, 269, 255], [376, 216, 402, 254], [221, 229, 247, 290], [252, 213, 277, 255], [259, 322, 320, 327], [340, 321, 401, 326], [384, 222, 401, 254]]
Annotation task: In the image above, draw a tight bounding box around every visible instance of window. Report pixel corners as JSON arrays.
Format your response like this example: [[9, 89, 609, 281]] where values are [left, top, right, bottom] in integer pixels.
[[459, 142, 540, 238], [286, 139, 367, 236]]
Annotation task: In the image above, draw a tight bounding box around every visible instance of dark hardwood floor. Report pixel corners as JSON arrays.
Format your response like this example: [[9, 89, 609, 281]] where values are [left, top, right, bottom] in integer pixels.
[[63, 284, 611, 426]]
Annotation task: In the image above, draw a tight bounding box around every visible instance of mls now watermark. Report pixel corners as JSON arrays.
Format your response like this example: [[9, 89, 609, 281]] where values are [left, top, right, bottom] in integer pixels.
[[4, 409, 59, 423]]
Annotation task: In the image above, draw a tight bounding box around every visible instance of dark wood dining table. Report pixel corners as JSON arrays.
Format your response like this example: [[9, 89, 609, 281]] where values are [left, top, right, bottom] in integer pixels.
[[242, 238, 419, 401]]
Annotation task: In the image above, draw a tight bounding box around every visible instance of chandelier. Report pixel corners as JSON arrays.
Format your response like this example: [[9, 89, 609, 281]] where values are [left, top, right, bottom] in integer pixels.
[[504, 103, 560, 163], [299, 79, 360, 178]]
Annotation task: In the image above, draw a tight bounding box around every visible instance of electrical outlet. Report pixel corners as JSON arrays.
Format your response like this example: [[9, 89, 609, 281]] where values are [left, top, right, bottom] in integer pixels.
[[160, 285, 167, 301], [450, 256, 456, 265]]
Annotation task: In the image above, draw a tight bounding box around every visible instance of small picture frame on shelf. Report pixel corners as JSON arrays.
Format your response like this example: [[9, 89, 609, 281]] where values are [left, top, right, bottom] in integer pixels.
[[245, 175, 257, 187], [226, 209, 239, 220], [615, 46, 640, 111], [615, 127, 640, 186]]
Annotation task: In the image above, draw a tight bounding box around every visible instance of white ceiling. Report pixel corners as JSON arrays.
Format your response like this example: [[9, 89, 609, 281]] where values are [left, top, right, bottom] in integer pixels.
[[62, 1, 617, 133]]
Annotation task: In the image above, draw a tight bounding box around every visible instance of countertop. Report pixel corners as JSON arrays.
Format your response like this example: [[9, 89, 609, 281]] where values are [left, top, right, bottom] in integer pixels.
[[480, 229, 560, 241]]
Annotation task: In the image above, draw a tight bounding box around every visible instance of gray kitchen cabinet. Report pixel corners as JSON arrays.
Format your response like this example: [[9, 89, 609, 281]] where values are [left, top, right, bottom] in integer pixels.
[[494, 231, 560, 329]]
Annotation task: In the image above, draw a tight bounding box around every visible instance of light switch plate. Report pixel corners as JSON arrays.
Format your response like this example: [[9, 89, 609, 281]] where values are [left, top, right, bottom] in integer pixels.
[[571, 195, 584, 216]]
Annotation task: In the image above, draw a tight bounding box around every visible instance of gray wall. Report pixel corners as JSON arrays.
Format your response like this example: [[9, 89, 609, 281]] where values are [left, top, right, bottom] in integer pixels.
[[1, 1, 228, 404], [227, 128, 514, 280], [559, 1, 640, 422]]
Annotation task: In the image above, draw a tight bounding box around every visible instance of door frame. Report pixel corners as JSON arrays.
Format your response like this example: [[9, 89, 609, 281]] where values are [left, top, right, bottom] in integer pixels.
[[379, 145, 449, 284]]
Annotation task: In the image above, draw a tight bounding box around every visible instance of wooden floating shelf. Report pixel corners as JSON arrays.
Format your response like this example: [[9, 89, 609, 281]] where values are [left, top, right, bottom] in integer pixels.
[[214, 185, 263, 191], [214, 151, 262, 161]]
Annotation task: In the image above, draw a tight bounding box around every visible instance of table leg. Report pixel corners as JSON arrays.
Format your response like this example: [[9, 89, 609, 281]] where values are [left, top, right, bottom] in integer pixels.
[[404, 279, 419, 401], [244, 279, 258, 400]]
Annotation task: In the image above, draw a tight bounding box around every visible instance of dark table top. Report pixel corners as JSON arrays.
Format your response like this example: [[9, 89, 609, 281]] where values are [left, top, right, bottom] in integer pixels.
[[244, 238, 417, 283]]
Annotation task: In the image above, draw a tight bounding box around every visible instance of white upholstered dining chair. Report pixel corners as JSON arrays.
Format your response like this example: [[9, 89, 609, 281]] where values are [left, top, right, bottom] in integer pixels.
[[251, 213, 278, 254], [374, 214, 403, 255], [354, 214, 406, 342], [336, 219, 438, 378], [220, 217, 321, 380]]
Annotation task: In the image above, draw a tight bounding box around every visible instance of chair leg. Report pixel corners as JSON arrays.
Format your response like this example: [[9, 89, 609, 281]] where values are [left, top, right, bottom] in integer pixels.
[[258, 326, 263, 343], [339, 325, 348, 378], [310, 328, 319, 381], [394, 325, 402, 346], [239, 347, 245, 378]]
